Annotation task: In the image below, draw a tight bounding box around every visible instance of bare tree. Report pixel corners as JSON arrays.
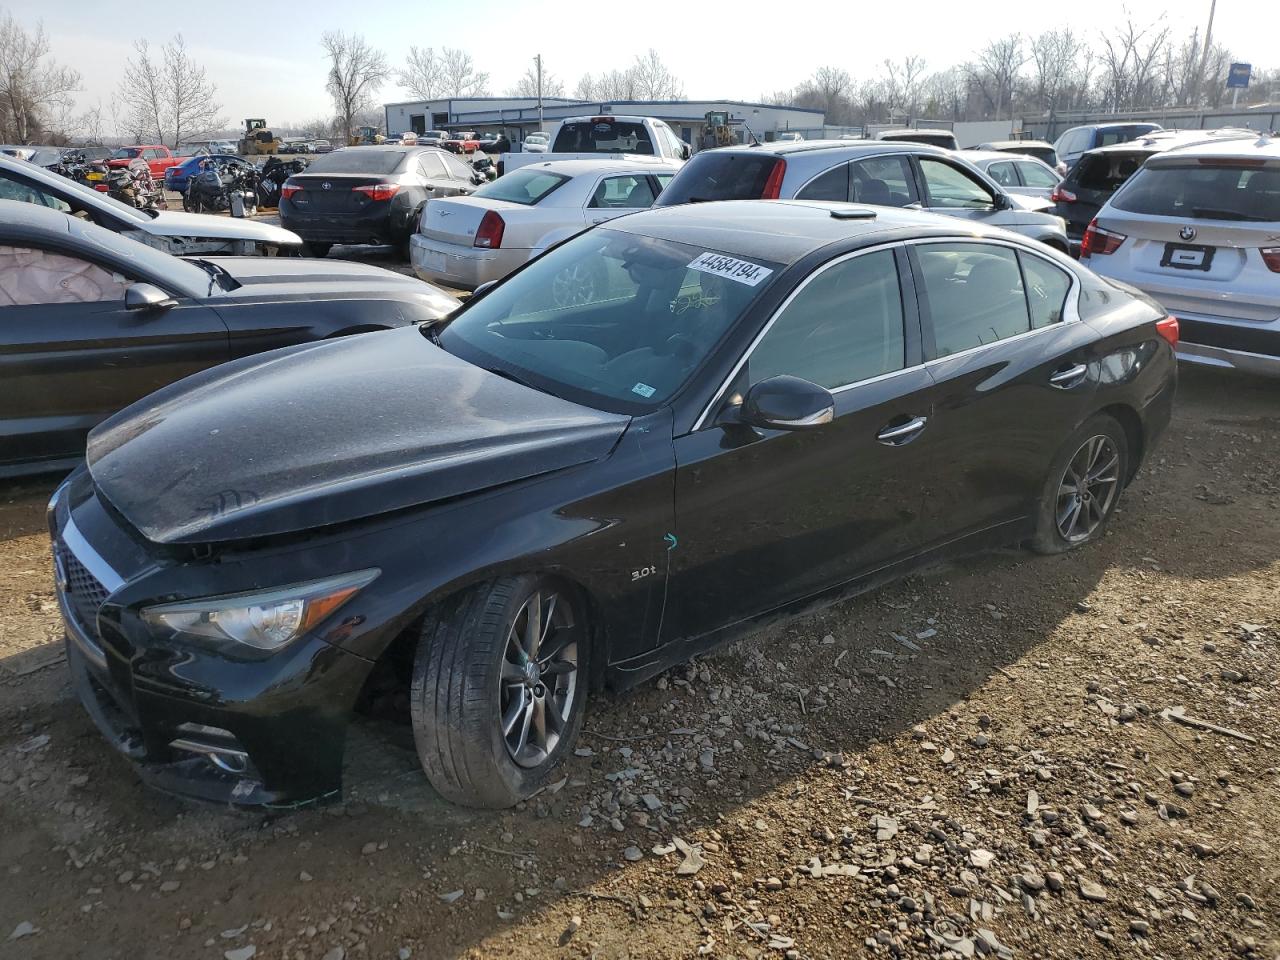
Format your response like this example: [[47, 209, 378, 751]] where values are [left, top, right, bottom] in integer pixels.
[[1029, 29, 1092, 113], [792, 66, 854, 125], [1097, 16, 1169, 111], [573, 73, 597, 100], [0, 11, 80, 143], [118, 35, 223, 146], [921, 68, 969, 121], [880, 56, 930, 118], [323, 31, 391, 143], [628, 49, 684, 99], [439, 47, 489, 97], [966, 36, 1026, 119], [76, 103, 106, 144], [506, 64, 564, 98], [397, 45, 445, 100]]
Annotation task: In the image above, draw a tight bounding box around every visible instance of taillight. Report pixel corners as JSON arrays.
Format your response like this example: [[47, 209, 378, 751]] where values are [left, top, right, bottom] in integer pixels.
[[1262, 247, 1280, 273], [353, 182, 399, 202], [1050, 185, 1076, 204], [474, 210, 505, 249], [281, 182, 303, 201], [1156, 316, 1179, 347], [93, 184, 109, 192], [1080, 218, 1125, 258], [761, 158, 787, 199]]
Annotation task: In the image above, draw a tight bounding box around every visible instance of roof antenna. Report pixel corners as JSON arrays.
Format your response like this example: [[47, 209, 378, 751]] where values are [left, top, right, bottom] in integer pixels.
[[739, 116, 762, 147]]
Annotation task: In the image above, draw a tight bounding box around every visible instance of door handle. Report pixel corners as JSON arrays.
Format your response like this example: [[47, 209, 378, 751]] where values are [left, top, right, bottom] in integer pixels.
[[1049, 363, 1088, 388], [876, 416, 928, 445]]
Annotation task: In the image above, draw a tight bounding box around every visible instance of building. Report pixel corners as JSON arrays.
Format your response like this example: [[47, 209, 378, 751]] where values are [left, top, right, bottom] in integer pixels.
[[383, 97, 826, 149]]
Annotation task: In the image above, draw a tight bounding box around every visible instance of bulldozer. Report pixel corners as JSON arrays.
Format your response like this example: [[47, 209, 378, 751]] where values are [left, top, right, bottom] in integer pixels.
[[239, 119, 281, 156], [349, 126, 386, 146], [701, 110, 733, 150]]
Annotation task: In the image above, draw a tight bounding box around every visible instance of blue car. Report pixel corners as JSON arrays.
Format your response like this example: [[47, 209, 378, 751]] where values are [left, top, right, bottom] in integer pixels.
[[165, 154, 250, 193]]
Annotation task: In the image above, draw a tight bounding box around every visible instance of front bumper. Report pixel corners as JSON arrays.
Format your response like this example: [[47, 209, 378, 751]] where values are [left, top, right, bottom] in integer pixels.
[[52, 492, 377, 808], [409, 233, 525, 289]]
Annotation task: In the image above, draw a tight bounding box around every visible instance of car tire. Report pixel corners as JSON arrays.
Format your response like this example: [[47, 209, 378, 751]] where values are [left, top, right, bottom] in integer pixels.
[[1030, 414, 1128, 554], [303, 242, 332, 258], [410, 574, 589, 808]]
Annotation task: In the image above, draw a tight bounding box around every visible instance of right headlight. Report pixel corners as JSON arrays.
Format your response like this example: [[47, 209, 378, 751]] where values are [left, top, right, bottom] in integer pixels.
[[141, 569, 379, 651]]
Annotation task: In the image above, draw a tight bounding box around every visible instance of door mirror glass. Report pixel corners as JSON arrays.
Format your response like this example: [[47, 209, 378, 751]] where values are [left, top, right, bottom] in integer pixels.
[[125, 282, 177, 311], [738, 375, 834, 430]]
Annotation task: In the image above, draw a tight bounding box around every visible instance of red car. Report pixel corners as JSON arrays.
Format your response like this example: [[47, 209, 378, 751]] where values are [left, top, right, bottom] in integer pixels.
[[440, 131, 480, 155], [107, 145, 180, 177]]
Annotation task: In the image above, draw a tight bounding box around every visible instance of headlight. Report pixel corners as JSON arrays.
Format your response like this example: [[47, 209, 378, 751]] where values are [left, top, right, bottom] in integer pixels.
[[141, 569, 379, 651]]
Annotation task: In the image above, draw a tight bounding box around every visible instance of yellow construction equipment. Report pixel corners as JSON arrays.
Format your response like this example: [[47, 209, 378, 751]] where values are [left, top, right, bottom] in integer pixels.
[[239, 119, 281, 156], [702, 111, 733, 149]]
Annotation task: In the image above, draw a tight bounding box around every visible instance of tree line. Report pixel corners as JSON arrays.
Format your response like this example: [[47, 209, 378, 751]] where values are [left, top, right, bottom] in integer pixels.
[[767, 23, 1277, 128]]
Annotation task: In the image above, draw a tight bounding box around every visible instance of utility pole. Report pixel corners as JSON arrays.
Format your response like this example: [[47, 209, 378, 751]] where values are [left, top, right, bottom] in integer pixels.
[[535, 54, 544, 131], [1197, 0, 1218, 106]]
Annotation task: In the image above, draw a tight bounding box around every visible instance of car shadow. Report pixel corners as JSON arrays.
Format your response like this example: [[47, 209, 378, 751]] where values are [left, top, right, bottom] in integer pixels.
[[0, 364, 1277, 957]]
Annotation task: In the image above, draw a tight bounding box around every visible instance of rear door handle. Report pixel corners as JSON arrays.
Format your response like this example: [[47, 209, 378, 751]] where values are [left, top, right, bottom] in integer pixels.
[[876, 416, 928, 445], [1049, 363, 1088, 388]]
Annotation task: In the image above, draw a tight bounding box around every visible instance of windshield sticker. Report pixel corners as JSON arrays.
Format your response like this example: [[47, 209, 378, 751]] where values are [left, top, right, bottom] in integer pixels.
[[688, 252, 773, 287], [631, 382, 656, 399]]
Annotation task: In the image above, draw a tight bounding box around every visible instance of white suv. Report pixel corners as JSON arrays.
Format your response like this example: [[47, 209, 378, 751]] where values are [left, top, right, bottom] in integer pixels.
[[1082, 135, 1280, 377]]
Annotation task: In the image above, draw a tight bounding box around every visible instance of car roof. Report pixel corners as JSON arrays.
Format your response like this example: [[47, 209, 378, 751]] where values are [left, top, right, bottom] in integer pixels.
[[514, 158, 683, 177], [981, 140, 1053, 150], [1082, 129, 1264, 158], [559, 115, 654, 124], [1149, 134, 1280, 165], [707, 139, 946, 159], [961, 150, 1035, 164], [604, 199, 1029, 266]]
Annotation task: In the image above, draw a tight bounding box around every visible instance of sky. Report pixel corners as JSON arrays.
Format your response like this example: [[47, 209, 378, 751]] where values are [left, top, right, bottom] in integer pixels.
[[9, 0, 1275, 132]]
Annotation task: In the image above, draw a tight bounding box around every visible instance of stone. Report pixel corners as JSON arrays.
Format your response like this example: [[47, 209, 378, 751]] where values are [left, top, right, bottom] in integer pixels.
[[1129, 920, 1150, 936], [360, 842, 378, 855], [1081, 803, 1104, 822], [224, 949, 257, 960], [398, 949, 412, 960], [1046, 872, 1064, 893], [160, 880, 181, 893], [1174, 782, 1195, 797], [300, 871, 313, 883], [1078, 878, 1108, 902], [623, 846, 643, 862], [969, 849, 996, 870], [321, 948, 345, 960], [1020, 871, 1045, 893], [440, 890, 465, 904], [9, 922, 37, 941], [872, 815, 898, 841]]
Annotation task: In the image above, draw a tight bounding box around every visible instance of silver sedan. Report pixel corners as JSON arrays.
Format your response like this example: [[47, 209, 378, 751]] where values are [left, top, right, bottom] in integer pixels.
[[961, 150, 1063, 201]]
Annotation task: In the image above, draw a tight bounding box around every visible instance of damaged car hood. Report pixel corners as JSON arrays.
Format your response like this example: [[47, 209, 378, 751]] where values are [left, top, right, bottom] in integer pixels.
[[86, 328, 629, 545], [142, 210, 301, 245]]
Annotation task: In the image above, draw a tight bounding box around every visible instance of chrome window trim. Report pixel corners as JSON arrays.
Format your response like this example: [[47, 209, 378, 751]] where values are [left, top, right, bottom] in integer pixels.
[[690, 236, 1085, 432], [691, 241, 912, 432]]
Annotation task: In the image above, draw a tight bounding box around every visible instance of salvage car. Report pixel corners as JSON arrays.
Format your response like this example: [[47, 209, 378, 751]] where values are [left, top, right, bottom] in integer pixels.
[[410, 158, 680, 291], [50, 199, 1176, 810], [1081, 135, 1280, 377], [0, 200, 459, 477], [279, 145, 482, 257], [0, 153, 300, 256], [653, 140, 1070, 252]]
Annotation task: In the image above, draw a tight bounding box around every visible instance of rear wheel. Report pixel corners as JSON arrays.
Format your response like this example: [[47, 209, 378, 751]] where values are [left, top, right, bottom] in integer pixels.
[[1031, 414, 1128, 554], [410, 575, 589, 808], [303, 241, 331, 258]]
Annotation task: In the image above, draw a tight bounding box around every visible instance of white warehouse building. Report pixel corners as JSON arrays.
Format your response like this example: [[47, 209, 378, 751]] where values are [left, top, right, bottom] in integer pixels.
[[383, 97, 826, 150]]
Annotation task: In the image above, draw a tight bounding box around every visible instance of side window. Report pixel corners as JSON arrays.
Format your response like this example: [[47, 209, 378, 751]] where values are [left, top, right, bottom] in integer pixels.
[[916, 243, 1028, 356], [1016, 161, 1059, 188], [418, 152, 448, 178], [1020, 252, 1072, 329], [849, 156, 918, 206], [0, 245, 130, 306], [918, 158, 997, 209], [796, 163, 849, 202], [654, 173, 675, 192], [749, 249, 905, 389], [590, 175, 658, 209], [986, 161, 1019, 187], [440, 152, 474, 179], [0, 173, 69, 211]]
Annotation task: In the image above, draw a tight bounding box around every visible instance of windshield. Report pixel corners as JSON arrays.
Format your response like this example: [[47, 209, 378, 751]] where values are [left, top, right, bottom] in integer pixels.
[[112, 147, 143, 159], [305, 149, 406, 174], [553, 120, 655, 155], [526, 133, 548, 143], [472, 169, 568, 205], [438, 228, 780, 413], [1112, 162, 1280, 221]]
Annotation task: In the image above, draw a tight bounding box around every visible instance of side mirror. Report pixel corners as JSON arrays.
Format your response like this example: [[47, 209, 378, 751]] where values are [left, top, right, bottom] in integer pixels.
[[125, 282, 177, 312], [680, 142, 692, 160], [993, 191, 1012, 210], [737, 375, 834, 430], [472, 279, 498, 298]]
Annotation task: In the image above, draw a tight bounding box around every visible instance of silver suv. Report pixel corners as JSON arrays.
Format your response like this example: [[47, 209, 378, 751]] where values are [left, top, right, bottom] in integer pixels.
[[1082, 135, 1280, 377], [654, 141, 1069, 252]]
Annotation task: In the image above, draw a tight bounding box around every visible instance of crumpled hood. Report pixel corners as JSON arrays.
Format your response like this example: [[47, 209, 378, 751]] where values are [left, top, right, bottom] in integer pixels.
[[147, 210, 301, 245], [87, 328, 628, 545], [210, 256, 460, 313], [1008, 194, 1055, 214]]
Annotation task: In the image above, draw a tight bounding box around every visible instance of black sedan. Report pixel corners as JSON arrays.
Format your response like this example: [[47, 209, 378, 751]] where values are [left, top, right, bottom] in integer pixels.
[[0, 200, 460, 478], [278, 144, 483, 257], [50, 200, 1176, 809]]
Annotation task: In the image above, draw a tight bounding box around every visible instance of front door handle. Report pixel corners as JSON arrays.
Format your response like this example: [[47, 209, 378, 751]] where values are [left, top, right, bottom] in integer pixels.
[[1049, 363, 1088, 388], [876, 416, 928, 445]]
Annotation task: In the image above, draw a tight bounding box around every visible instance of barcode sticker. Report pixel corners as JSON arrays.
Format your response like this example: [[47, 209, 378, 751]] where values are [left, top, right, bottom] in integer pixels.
[[688, 252, 773, 287]]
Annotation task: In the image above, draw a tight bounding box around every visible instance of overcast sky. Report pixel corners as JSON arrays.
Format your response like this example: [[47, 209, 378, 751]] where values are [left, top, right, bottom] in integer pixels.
[[9, 0, 1274, 129]]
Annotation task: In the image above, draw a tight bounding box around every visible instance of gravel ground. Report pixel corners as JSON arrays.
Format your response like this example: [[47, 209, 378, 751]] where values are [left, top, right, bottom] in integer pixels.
[[1, 364, 1277, 960]]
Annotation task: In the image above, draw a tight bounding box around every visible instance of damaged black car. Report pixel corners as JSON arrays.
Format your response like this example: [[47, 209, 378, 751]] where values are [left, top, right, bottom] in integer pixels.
[[50, 200, 1177, 809]]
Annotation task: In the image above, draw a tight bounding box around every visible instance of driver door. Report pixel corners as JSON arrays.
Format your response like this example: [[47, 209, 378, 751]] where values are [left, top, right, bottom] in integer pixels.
[[0, 243, 229, 469]]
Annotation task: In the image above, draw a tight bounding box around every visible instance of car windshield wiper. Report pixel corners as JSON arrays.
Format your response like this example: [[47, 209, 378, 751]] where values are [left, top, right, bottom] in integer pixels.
[[484, 365, 542, 391], [1189, 207, 1266, 222]]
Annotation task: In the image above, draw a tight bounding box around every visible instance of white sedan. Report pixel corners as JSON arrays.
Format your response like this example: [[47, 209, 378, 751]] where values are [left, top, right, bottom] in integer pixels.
[[410, 158, 681, 294], [959, 150, 1062, 201]]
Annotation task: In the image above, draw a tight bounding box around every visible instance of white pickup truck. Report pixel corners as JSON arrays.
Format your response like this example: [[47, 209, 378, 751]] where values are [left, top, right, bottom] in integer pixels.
[[500, 115, 691, 176]]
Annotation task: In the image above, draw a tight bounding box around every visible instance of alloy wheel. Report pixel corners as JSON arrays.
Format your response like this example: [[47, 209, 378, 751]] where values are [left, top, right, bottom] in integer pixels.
[[499, 588, 580, 768], [1055, 434, 1120, 543], [551, 264, 598, 307]]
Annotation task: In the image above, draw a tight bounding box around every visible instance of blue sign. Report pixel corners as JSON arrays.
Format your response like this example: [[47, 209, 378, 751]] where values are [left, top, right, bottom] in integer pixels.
[[1227, 63, 1251, 89]]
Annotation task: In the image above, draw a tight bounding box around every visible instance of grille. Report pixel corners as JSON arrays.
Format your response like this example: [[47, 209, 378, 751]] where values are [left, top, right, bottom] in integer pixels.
[[56, 542, 109, 636]]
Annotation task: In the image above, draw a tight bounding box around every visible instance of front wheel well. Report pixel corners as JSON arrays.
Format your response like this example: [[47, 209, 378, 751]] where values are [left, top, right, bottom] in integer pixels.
[[1096, 403, 1144, 483]]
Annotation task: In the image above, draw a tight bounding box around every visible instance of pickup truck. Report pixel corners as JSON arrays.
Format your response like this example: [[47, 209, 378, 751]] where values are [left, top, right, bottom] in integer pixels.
[[500, 115, 690, 176], [106, 145, 181, 177]]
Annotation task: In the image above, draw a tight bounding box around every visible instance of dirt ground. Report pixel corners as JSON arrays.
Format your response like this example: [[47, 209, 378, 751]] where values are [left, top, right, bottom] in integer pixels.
[[1, 364, 1277, 960]]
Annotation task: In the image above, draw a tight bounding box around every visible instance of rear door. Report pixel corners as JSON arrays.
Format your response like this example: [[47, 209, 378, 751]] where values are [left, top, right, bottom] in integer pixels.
[[906, 240, 1097, 538], [0, 244, 229, 469], [586, 173, 660, 225]]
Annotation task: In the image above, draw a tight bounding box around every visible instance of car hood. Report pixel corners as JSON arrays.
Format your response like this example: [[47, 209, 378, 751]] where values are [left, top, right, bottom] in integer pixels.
[[1007, 194, 1055, 213], [208, 256, 461, 313], [146, 210, 302, 245], [86, 328, 629, 545]]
